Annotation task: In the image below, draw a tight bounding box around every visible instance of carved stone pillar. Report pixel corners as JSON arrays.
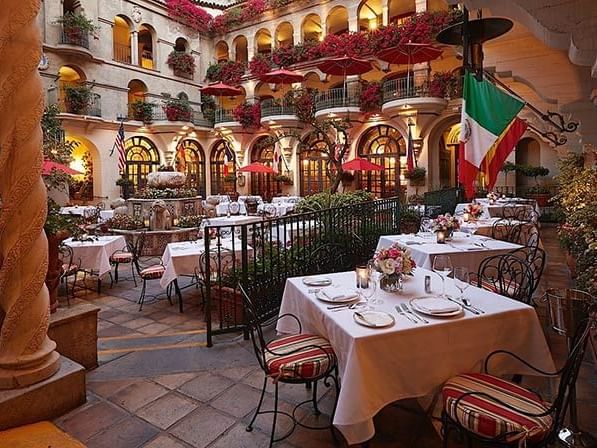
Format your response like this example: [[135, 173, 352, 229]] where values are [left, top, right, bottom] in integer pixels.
[[0, 0, 60, 389], [131, 30, 139, 66]]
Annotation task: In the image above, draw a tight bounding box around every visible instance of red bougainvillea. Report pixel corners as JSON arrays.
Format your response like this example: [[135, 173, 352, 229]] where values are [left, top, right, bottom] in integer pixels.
[[232, 102, 261, 129], [359, 82, 382, 113], [219, 61, 246, 85], [248, 55, 273, 77], [166, 0, 211, 34]]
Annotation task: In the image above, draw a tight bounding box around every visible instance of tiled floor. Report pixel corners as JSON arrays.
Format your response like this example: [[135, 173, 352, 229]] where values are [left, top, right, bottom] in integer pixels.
[[52, 225, 596, 447]]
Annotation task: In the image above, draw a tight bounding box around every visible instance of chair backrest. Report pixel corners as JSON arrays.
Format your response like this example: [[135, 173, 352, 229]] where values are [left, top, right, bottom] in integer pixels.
[[130, 231, 147, 272], [238, 282, 269, 372], [197, 250, 236, 283], [508, 246, 546, 297], [525, 224, 541, 249], [476, 253, 534, 304], [491, 218, 523, 244], [58, 244, 74, 267]]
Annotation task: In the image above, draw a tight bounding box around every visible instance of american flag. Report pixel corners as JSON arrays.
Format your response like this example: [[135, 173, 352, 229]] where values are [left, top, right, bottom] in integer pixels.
[[111, 121, 126, 174]]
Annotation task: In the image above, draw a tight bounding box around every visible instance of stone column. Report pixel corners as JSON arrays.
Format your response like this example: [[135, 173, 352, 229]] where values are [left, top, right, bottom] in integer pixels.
[[131, 30, 139, 66], [0, 0, 60, 389], [382, 6, 389, 26]]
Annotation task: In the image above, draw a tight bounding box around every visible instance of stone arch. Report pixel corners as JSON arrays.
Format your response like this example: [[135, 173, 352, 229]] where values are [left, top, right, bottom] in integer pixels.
[[210, 139, 235, 194], [275, 22, 294, 48], [65, 134, 101, 202], [301, 13, 322, 42], [326, 6, 349, 36], [358, 0, 383, 31], [138, 23, 157, 69], [177, 138, 207, 197], [113, 15, 133, 63], [424, 113, 461, 188], [232, 35, 248, 63], [127, 79, 148, 105], [124, 135, 161, 191], [215, 40, 229, 62], [174, 37, 189, 52], [255, 28, 272, 56], [388, 0, 415, 25]]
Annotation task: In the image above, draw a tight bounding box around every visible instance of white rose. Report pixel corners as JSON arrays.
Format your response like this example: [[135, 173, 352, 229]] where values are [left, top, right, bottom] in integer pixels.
[[380, 258, 397, 275]]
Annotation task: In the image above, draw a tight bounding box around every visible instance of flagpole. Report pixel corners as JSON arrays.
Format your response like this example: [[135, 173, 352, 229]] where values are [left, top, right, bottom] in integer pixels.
[[110, 115, 125, 157]]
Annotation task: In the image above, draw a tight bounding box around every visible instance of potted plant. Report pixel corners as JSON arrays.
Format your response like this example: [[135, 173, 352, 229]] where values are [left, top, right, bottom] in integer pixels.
[[167, 51, 195, 77], [232, 102, 261, 129], [57, 11, 98, 42], [275, 173, 293, 185], [64, 83, 92, 114], [404, 166, 426, 186], [116, 175, 133, 199], [130, 100, 154, 123], [359, 82, 382, 114], [223, 173, 237, 184], [399, 206, 422, 234], [520, 164, 551, 206], [163, 97, 192, 122]]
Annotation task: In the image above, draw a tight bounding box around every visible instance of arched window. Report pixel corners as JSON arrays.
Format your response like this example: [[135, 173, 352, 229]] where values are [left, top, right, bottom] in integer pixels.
[[174, 37, 189, 52], [233, 35, 248, 63], [177, 139, 206, 197], [358, 0, 383, 31], [124, 136, 160, 191], [358, 125, 406, 198], [210, 140, 235, 194], [302, 14, 322, 42], [215, 40, 229, 62], [299, 132, 331, 196], [326, 6, 349, 36], [388, 0, 415, 25], [113, 15, 132, 63], [138, 24, 155, 69], [275, 22, 294, 48], [255, 29, 272, 56], [439, 122, 460, 188], [251, 137, 281, 201]]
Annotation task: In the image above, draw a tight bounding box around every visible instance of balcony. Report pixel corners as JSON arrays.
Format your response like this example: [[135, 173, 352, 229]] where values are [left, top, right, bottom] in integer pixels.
[[381, 70, 449, 117], [314, 83, 362, 120], [113, 44, 132, 64], [260, 98, 301, 128], [56, 26, 92, 59], [47, 85, 102, 118], [126, 102, 213, 130], [214, 108, 242, 130]]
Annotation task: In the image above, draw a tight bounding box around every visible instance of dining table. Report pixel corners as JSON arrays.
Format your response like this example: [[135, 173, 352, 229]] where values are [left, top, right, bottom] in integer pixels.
[[277, 269, 555, 445], [460, 218, 539, 246], [455, 198, 539, 220], [60, 205, 97, 216], [377, 232, 522, 275], [63, 235, 126, 277]]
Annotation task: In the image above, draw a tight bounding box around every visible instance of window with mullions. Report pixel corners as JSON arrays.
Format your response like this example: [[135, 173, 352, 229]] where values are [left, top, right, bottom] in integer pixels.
[[299, 132, 332, 196], [210, 140, 235, 194], [176, 139, 206, 197], [357, 125, 406, 198], [124, 136, 160, 192], [250, 137, 281, 202]]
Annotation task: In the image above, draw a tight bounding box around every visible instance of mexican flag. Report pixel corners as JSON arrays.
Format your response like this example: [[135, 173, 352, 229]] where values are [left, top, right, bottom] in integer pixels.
[[459, 72, 528, 198]]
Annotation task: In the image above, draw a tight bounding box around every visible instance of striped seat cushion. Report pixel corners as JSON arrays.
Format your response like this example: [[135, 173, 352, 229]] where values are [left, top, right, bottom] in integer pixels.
[[139, 265, 165, 279], [110, 252, 133, 263], [61, 263, 78, 275], [265, 333, 336, 381], [443, 373, 552, 444], [478, 278, 525, 299]]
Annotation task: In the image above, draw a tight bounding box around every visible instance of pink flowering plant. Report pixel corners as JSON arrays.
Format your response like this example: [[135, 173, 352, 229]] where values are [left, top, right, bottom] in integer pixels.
[[464, 202, 484, 219], [432, 214, 460, 233], [373, 243, 416, 276]]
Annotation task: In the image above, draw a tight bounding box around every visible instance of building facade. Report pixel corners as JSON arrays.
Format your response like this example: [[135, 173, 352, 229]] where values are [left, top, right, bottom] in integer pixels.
[[39, 0, 597, 203]]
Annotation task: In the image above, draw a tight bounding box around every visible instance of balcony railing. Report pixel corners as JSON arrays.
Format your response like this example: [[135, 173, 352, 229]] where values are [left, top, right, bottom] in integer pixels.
[[47, 85, 101, 117], [114, 43, 132, 64], [60, 26, 90, 49], [315, 83, 361, 112], [260, 98, 297, 118], [381, 70, 463, 103], [126, 101, 213, 127], [214, 108, 235, 124]]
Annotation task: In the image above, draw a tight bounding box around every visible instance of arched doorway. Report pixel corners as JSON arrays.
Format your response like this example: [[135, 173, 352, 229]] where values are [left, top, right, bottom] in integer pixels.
[[138, 24, 155, 69], [113, 15, 132, 63], [124, 136, 160, 191], [255, 29, 272, 56], [251, 137, 281, 201], [302, 14, 322, 42], [299, 132, 331, 196], [233, 35, 248, 63], [388, 0, 415, 25], [215, 41, 229, 62], [358, 125, 406, 198], [326, 6, 349, 35], [275, 22, 294, 48], [515, 137, 540, 194], [358, 0, 383, 31], [438, 123, 460, 188], [176, 139, 206, 197], [210, 140, 235, 194]]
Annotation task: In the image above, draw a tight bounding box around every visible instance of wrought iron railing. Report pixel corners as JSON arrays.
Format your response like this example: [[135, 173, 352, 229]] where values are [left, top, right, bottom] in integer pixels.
[[315, 83, 361, 111], [201, 197, 401, 346], [423, 187, 464, 216], [260, 98, 297, 118], [126, 101, 213, 127], [382, 70, 463, 104], [214, 108, 235, 124], [60, 26, 90, 49], [113, 43, 132, 64], [47, 84, 102, 117]]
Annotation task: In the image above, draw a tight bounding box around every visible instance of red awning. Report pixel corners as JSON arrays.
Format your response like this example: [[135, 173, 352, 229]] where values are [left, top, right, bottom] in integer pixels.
[[342, 157, 384, 171]]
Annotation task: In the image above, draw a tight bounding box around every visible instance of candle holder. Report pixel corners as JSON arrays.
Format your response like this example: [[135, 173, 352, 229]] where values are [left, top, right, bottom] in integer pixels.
[[437, 230, 446, 244], [355, 265, 369, 289], [462, 212, 470, 223]]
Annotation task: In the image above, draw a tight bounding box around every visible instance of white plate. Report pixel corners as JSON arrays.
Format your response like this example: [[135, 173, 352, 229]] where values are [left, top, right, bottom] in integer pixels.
[[229, 202, 240, 214], [302, 276, 332, 287], [353, 310, 395, 328], [315, 290, 358, 303], [410, 296, 463, 317]]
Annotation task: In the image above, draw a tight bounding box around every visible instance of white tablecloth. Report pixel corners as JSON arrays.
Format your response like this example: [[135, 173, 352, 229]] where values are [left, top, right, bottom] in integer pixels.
[[160, 239, 250, 288], [60, 206, 96, 216], [277, 270, 554, 445], [377, 233, 521, 275], [215, 202, 247, 216], [63, 235, 126, 276], [272, 196, 300, 204], [257, 202, 295, 217], [455, 199, 539, 219], [100, 210, 114, 221], [208, 215, 263, 227]]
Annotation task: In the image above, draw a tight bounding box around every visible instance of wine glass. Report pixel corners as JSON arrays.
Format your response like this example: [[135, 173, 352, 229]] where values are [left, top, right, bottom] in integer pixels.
[[365, 260, 383, 305], [453, 267, 470, 302], [432, 255, 453, 297]]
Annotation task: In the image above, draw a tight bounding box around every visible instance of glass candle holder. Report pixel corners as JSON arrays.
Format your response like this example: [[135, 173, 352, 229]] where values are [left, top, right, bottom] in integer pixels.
[[437, 230, 446, 244], [489, 199, 495, 205], [355, 265, 369, 288]]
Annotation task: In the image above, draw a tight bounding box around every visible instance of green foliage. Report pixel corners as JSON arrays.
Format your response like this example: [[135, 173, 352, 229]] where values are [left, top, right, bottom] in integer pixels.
[[133, 187, 198, 199], [115, 176, 133, 187], [501, 161, 517, 173], [177, 215, 204, 228], [205, 62, 221, 82], [404, 167, 426, 181], [130, 100, 154, 123], [57, 12, 99, 35], [294, 190, 374, 213], [106, 214, 145, 230], [64, 83, 92, 114], [44, 200, 83, 237]]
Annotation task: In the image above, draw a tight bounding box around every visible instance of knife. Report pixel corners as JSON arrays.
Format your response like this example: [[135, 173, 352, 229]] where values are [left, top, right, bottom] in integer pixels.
[[394, 305, 417, 323], [444, 296, 480, 315]]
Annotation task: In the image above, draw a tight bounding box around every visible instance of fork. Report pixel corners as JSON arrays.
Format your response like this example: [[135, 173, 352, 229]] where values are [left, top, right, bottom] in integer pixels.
[[401, 303, 429, 324], [394, 305, 417, 323]]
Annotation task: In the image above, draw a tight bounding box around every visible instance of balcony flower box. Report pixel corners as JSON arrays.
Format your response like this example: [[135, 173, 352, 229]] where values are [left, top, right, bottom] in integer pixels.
[[167, 51, 195, 76], [163, 98, 192, 122]]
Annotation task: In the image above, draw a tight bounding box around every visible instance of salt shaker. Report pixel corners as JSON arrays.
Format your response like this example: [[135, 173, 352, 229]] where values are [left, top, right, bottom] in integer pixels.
[[424, 275, 432, 294]]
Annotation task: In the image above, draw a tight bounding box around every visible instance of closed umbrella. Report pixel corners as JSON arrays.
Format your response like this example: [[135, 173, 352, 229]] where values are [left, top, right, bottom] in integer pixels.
[[342, 157, 384, 171]]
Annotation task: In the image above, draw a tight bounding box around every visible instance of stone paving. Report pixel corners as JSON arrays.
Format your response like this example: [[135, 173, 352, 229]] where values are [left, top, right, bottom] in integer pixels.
[[52, 225, 597, 448]]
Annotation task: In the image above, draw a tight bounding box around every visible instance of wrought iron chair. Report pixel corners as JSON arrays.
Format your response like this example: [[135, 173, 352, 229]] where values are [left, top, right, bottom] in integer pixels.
[[491, 218, 523, 244], [473, 253, 534, 304], [525, 224, 541, 250], [193, 249, 236, 308], [109, 238, 137, 287], [441, 303, 596, 447], [59, 244, 80, 305], [239, 283, 340, 448], [508, 246, 546, 299]]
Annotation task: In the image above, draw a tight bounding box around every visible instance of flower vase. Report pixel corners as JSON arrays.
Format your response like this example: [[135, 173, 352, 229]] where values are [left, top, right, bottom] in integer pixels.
[[379, 273, 403, 293], [446, 229, 454, 241]]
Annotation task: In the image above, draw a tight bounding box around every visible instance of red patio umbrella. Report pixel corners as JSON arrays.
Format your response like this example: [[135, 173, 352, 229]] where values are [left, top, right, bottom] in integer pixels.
[[318, 56, 373, 107], [259, 68, 304, 85], [200, 82, 242, 97], [42, 160, 83, 176], [342, 157, 384, 171], [238, 162, 275, 174]]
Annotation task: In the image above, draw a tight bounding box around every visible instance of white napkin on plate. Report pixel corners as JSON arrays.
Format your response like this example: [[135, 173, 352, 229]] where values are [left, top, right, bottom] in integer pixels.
[[413, 297, 460, 314], [321, 287, 357, 302]]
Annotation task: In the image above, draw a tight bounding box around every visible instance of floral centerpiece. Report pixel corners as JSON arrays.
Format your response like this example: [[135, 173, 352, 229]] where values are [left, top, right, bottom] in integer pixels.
[[373, 242, 416, 292], [432, 213, 460, 238], [463, 202, 484, 220]]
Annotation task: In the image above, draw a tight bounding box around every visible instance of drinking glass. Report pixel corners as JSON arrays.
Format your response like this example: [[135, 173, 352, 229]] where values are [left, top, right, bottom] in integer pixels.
[[453, 267, 470, 302], [365, 260, 382, 305], [432, 255, 453, 297]]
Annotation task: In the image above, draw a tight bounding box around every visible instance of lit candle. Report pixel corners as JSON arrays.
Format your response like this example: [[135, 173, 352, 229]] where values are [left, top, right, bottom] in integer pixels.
[[437, 230, 446, 244], [501, 194, 506, 199], [143, 217, 150, 228], [463, 212, 470, 223], [355, 265, 369, 288]]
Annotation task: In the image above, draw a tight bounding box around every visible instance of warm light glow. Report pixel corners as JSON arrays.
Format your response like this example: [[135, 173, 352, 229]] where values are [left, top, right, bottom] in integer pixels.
[[302, 159, 309, 166], [189, 131, 197, 137], [182, 125, 189, 130], [369, 19, 377, 30], [389, 157, 396, 166], [70, 158, 85, 176]]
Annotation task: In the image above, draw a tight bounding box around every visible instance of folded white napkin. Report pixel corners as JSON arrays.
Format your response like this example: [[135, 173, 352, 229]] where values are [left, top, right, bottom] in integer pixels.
[[413, 298, 460, 314], [321, 287, 357, 302]]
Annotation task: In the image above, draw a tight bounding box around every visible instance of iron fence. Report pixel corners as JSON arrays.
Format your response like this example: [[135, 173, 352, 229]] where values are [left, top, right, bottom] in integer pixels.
[[214, 108, 235, 124], [261, 98, 297, 118], [47, 85, 102, 117], [201, 197, 401, 346], [60, 27, 90, 49], [315, 82, 361, 111]]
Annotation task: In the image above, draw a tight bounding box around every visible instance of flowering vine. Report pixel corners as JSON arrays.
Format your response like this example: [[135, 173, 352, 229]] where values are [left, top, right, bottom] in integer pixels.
[[232, 102, 261, 129]]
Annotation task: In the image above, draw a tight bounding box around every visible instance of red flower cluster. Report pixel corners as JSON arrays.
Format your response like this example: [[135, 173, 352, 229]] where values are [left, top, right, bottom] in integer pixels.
[[248, 55, 273, 77], [166, 0, 211, 33], [428, 71, 461, 98], [219, 61, 246, 85], [232, 102, 261, 129], [359, 82, 382, 113]]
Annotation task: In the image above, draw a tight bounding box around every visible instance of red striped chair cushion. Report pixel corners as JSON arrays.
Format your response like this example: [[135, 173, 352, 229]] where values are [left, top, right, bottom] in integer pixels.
[[61, 263, 78, 275], [139, 265, 165, 279], [478, 279, 522, 298], [443, 373, 552, 444], [111, 252, 133, 263], [265, 333, 336, 381]]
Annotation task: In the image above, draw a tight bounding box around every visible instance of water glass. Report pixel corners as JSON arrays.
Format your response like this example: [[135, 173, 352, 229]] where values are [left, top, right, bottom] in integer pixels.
[[453, 267, 470, 301], [432, 255, 453, 297]]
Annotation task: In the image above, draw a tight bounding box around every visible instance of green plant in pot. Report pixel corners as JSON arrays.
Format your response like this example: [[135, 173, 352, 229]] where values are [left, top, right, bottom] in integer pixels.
[[399, 206, 422, 234], [275, 173, 293, 185], [404, 166, 426, 186], [57, 11, 98, 41], [163, 97, 192, 122], [520, 164, 551, 206], [64, 83, 92, 114], [116, 175, 133, 199], [130, 100, 154, 123]]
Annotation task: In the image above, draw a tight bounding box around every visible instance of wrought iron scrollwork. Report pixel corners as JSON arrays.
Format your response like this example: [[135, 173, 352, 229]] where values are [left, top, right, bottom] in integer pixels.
[[544, 110, 579, 133]]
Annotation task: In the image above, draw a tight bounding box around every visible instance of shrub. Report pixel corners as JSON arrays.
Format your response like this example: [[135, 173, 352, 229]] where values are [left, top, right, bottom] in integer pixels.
[[219, 61, 246, 85], [359, 82, 382, 113], [64, 83, 92, 114], [167, 51, 196, 75], [295, 190, 374, 213], [248, 55, 273, 77], [162, 97, 192, 122], [130, 100, 154, 123], [404, 167, 426, 181], [205, 62, 222, 82]]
